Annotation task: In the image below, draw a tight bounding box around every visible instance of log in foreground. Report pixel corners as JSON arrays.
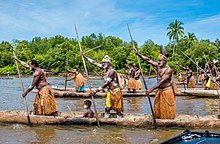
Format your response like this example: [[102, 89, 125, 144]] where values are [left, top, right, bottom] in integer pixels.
[[0, 110, 220, 128]]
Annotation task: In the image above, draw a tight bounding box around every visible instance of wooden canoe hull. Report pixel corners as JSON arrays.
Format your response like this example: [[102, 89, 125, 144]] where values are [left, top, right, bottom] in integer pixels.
[[32, 88, 187, 98], [175, 81, 202, 85], [0, 110, 220, 128], [182, 89, 220, 98], [0, 77, 13, 80]]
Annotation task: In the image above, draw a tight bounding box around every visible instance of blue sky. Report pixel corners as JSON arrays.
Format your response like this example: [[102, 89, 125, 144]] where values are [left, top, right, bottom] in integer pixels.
[[0, 0, 220, 46]]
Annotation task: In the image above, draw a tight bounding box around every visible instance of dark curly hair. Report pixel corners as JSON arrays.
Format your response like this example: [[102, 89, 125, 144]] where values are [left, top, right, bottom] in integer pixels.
[[84, 100, 92, 107], [30, 60, 39, 67]]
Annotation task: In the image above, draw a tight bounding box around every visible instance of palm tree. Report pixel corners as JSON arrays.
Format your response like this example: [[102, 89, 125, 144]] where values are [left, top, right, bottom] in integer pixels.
[[167, 20, 184, 59], [184, 32, 197, 49]]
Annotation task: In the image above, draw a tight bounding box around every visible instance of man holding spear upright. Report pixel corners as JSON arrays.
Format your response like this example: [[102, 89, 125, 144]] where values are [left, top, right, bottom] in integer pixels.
[[81, 54, 124, 118], [13, 56, 57, 115], [177, 65, 196, 88], [133, 47, 176, 119]]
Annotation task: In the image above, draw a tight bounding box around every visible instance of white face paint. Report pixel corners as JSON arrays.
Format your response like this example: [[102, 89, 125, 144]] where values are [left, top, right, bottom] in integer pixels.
[[102, 62, 108, 69], [84, 105, 88, 109], [102, 63, 109, 69], [158, 60, 165, 67]]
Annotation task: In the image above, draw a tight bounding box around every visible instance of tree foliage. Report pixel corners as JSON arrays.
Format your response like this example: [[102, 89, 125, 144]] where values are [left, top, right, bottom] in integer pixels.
[[0, 27, 219, 75]]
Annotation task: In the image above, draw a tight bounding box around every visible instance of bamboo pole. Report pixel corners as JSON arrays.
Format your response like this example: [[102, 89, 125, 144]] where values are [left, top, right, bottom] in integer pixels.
[[74, 24, 100, 127], [127, 25, 157, 128], [84, 45, 102, 54], [13, 51, 31, 126]]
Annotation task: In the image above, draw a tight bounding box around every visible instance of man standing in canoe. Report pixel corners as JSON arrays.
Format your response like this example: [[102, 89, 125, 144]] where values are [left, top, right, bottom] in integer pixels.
[[13, 56, 57, 115], [203, 63, 211, 89], [133, 47, 176, 119], [67, 68, 85, 92], [126, 65, 138, 92], [177, 65, 196, 88], [134, 66, 142, 90], [178, 71, 183, 83], [81, 54, 123, 118], [177, 71, 184, 88], [210, 60, 219, 90]]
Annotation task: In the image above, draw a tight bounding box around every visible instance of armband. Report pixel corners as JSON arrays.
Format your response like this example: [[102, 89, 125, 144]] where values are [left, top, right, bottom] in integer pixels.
[[97, 86, 103, 91], [28, 85, 33, 89], [106, 77, 112, 82]]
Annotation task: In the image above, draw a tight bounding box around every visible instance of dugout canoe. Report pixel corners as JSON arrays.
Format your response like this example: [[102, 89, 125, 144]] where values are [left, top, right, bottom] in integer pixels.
[[175, 81, 202, 85], [181, 89, 220, 98], [0, 110, 220, 128], [32, 88, 188, 98], [161, 130, 220, 144], [0, 77, 13, 80], [33, 88, 150, 98]]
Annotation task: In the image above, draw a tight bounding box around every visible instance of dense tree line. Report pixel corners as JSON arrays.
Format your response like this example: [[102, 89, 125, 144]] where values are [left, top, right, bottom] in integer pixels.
[[0, 20, 219, 75]]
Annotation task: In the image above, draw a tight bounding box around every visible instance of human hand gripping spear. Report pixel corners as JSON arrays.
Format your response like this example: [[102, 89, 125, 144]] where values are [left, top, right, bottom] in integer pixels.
[[127, 25, 157, 128], [12, 45, 31, 126], [75, 24, 100, 127]]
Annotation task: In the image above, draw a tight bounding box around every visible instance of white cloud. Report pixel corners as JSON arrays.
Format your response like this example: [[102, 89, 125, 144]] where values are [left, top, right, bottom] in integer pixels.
[[185, 14, 220, 40]]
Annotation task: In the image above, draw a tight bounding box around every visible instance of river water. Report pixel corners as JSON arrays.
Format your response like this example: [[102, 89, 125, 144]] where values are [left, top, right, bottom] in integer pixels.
[[0, 76, 220, 144]]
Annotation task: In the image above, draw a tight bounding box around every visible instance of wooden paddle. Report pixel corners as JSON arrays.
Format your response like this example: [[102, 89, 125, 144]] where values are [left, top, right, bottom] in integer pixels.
[[75, 24, 100, 127], [127, 25, 157, 128], [13, 51, 31, 126]]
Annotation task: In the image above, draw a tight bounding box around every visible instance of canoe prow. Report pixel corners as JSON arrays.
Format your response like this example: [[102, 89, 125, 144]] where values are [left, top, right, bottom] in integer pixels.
[[182, 89, 220, 98]]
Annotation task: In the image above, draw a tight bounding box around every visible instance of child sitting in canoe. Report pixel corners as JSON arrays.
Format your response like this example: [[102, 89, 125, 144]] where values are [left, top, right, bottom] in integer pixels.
[[82, 100, 94, 118]]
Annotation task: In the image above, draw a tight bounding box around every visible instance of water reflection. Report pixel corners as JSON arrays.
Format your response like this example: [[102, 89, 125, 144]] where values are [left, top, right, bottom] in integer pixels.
[[101, 127, 127, 144], [32, 126, 55, 144], [126, 97, 143, 113], [204, 98, 219, 114]]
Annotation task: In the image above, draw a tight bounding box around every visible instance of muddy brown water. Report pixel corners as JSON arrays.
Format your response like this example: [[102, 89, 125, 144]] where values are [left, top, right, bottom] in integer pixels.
[[0, 76, 220, 144]]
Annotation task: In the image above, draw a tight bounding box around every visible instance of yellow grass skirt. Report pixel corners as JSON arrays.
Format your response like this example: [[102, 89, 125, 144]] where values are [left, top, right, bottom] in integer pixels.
[[106, 87, 123, 112]]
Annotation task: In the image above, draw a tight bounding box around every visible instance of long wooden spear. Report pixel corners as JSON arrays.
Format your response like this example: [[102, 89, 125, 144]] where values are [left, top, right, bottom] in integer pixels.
[[84, 45, 102, 54], [127, 25, 157, 128], [74, 24, 100, 127], [13, 50, 31, 126]]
